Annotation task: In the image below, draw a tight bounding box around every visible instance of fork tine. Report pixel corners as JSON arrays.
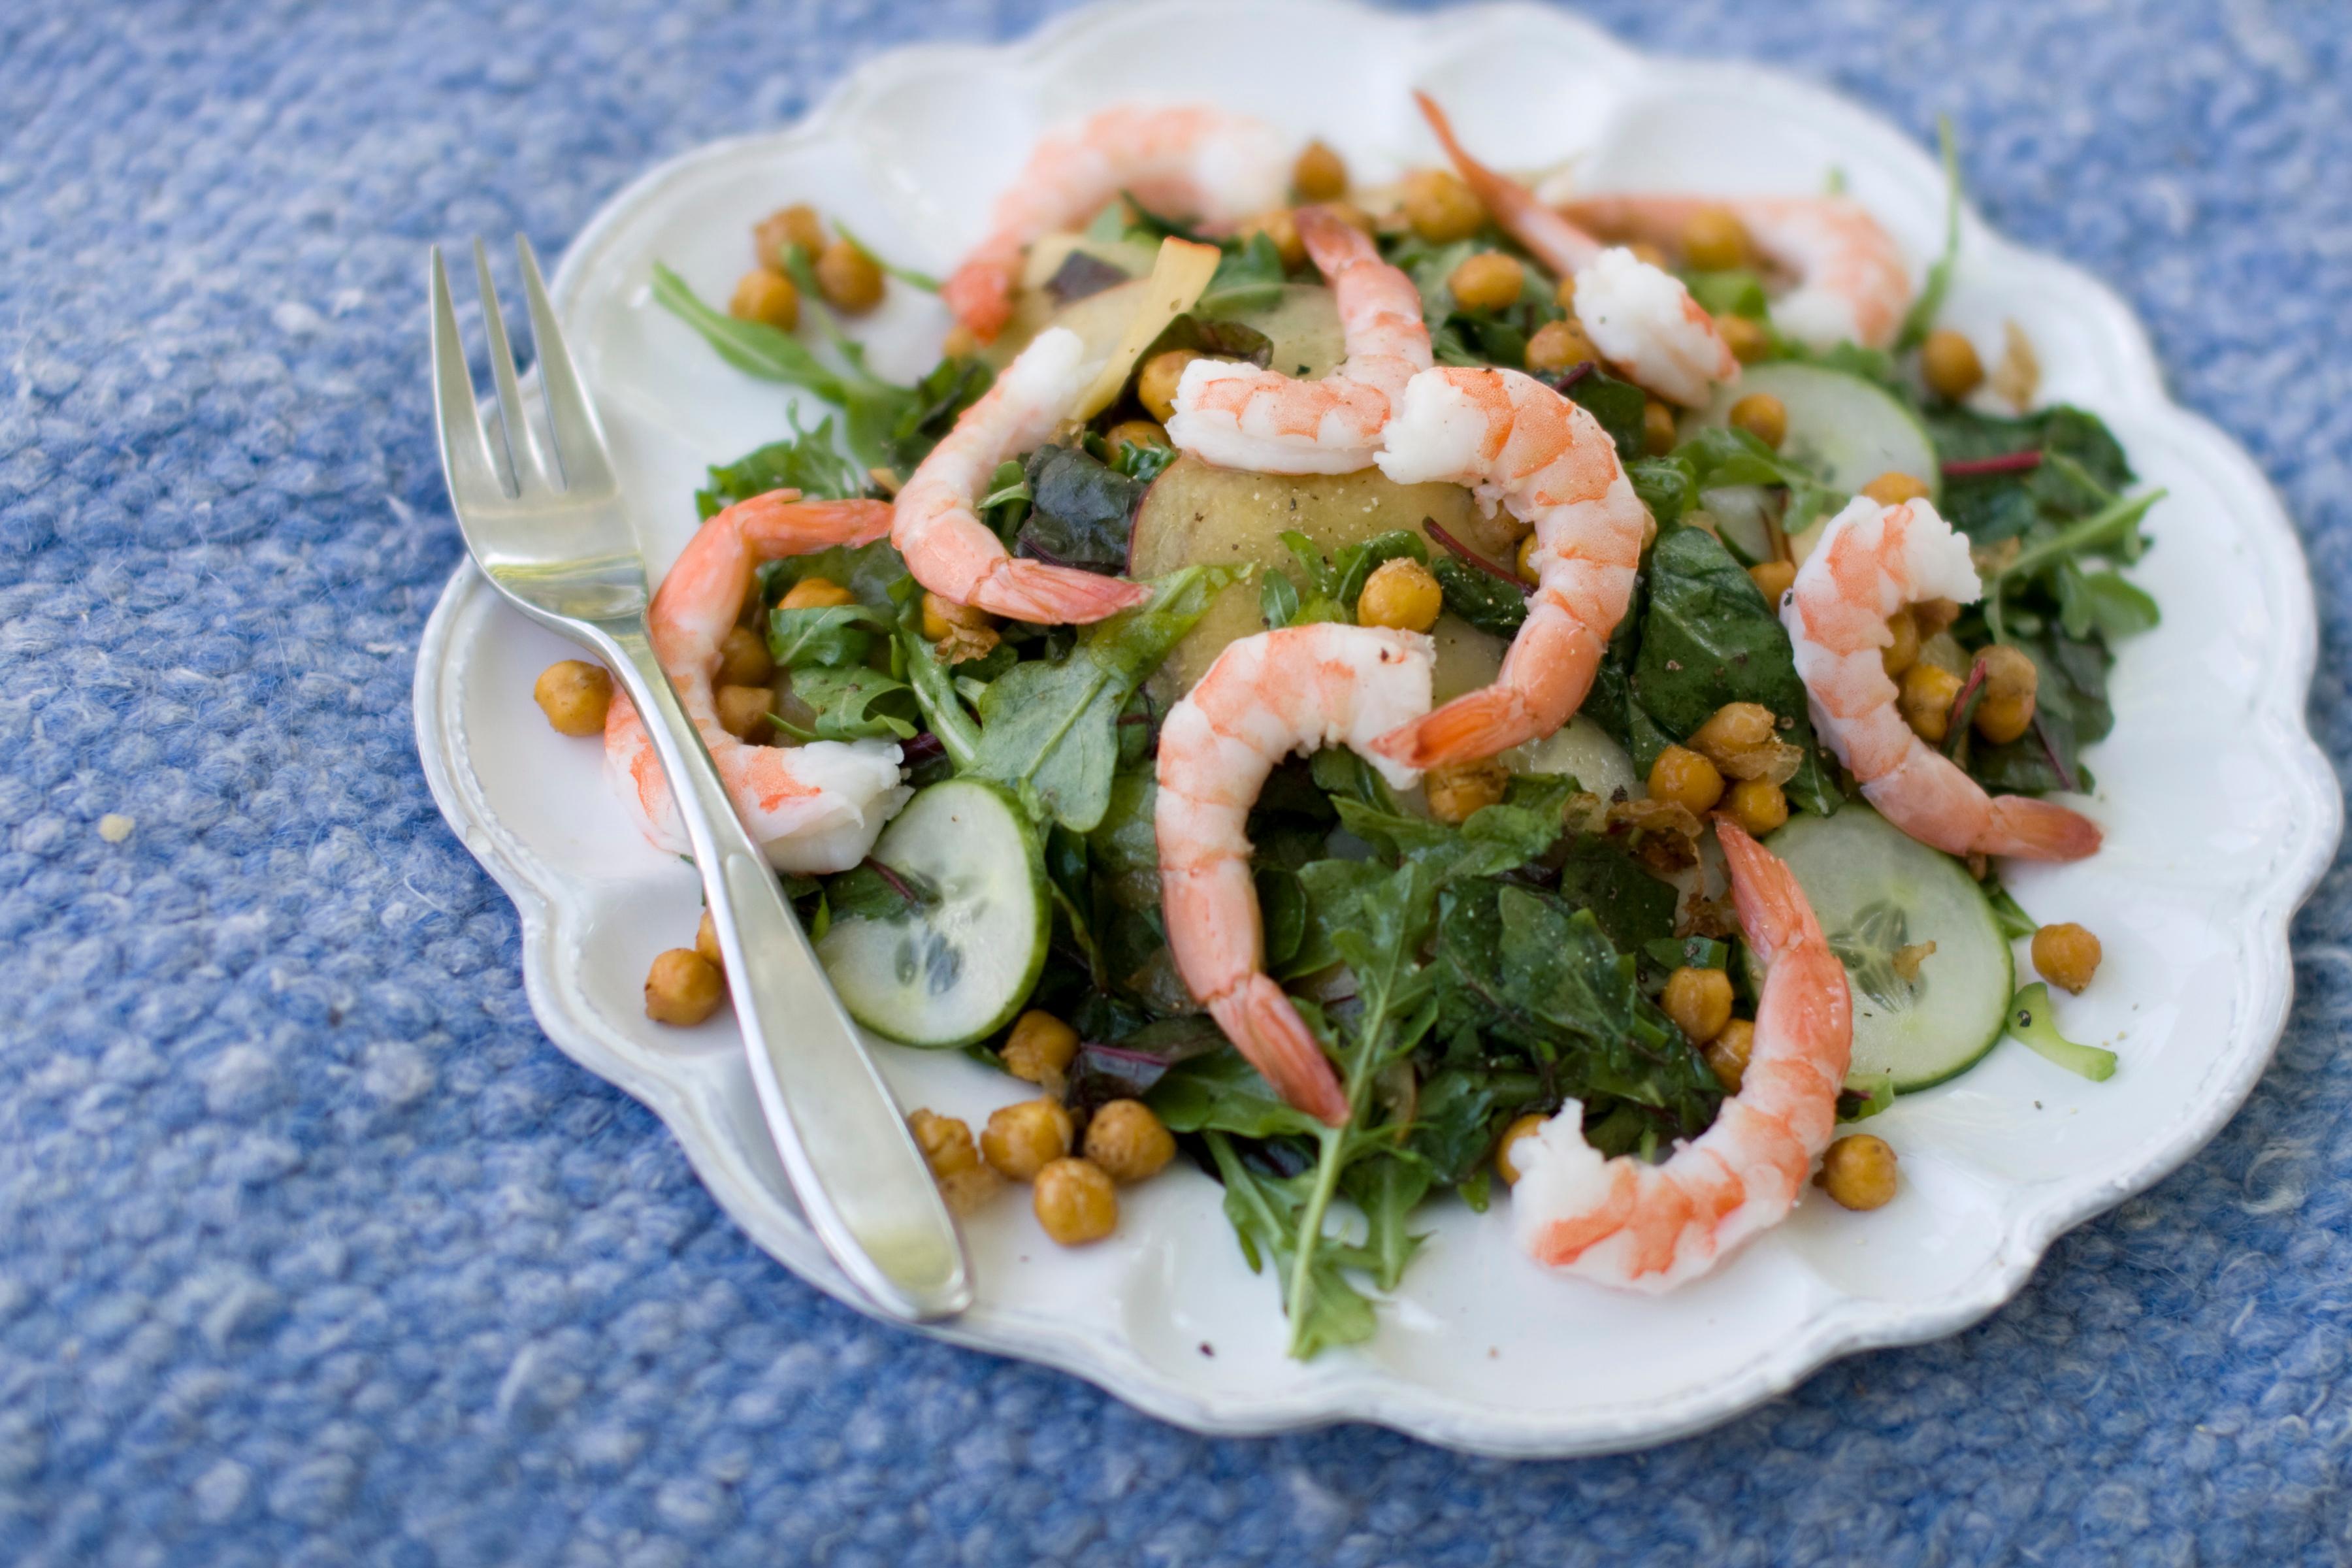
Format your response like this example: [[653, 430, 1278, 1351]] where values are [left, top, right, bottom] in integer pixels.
[[514, 233, 615, 493], [472, 237, 531, 497], [428, 246, 507, 510]]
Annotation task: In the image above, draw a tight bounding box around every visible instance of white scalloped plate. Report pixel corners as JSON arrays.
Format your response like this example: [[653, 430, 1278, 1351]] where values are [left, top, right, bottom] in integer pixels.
[[412, 0, 2340, 1454]]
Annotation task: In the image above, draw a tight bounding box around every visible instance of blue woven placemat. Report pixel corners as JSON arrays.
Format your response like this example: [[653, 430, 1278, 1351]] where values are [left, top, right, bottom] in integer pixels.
[[5, 1, 2349, 1561]]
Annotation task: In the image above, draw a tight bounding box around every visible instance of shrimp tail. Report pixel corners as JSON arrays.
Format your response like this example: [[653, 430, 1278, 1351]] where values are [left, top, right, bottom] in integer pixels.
[[1412, 91, 1543, 242], [1713, 817, 1825, 963], [1209, 975, 1350, 1128], [1371, 685, 1539, 769], [1981, 796, 2103, 862], [943, 260, 1015, 343], [967, 559, 1153, 624]]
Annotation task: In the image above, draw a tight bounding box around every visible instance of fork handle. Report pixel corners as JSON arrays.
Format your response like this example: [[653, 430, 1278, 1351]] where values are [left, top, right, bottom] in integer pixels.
[[593, 621, 972, 1322]]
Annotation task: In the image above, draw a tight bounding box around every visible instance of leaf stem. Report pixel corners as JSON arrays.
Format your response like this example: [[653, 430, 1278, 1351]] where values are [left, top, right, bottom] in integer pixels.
[[1942, 449, 2042, 478], [1422, 518, 1533, 595], [1992, 488, 2165, 585]]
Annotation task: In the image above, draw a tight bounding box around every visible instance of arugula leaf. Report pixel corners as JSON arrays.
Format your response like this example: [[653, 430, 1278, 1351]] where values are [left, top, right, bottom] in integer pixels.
[[830, 220, 943, 292], [1203, 1133, 1379, 1357], [1018, 442, 1150, 572], [893, 608, 981, 770], [1431, 555, 1529, 636], [779, 664, 917, 742], [766, 602, 884, 670], [697, 412, 869, 516], [1406, 1064, 1546, 1190], [1627, 455, 1698, 529], [1340, 1154, 1431, 1291], [651, 261, 853, 396], [971, 566, 1243, 831], [1196, 231, 1288, 318], [1554, 834, 1680, 953], [1895, 117, 1962, 354], [1152, 1053, 1327, 1141]]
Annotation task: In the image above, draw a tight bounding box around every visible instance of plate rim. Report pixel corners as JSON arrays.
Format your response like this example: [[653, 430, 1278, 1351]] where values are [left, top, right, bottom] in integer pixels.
[[411, 0, 2344, 1456]]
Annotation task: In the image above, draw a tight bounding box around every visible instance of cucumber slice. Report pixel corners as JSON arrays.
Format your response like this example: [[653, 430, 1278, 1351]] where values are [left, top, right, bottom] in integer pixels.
[[1752, 805, 2012, 1092], [1688, 362, 1940, 502], [816, 778, 1049, 1049]]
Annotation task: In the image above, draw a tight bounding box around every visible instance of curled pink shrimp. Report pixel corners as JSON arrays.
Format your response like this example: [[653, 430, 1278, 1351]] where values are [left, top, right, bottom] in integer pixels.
[[1784, 496, 2100, 860], [1155, 624, 1437, 1126], [605, 489, 911, 874], [891, 326, 1152, 624], [943, 104, 1292, 343], [1561, 193, 1912, 351], [1511, 819, 1853, 1289], [1164, 205, 1433, 474], [1414, 92, 1736, 407], [1369, 367, 1644, 768]]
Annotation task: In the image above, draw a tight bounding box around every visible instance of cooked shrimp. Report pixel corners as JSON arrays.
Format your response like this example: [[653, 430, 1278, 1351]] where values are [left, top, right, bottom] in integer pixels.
[[1511, 818, 1852, 1289], [1369, 367, 1645, 768], [1164, 206, 1433, 474], [1783, 495, 2101, 860], [892, 325, 1152, 624], [1561, 193, 1912, 352], [1414, 93, 1736, 407], [1156, 624, 1436, 1126], [605, 489, 911, 874], [943, 104, 1292, 342]]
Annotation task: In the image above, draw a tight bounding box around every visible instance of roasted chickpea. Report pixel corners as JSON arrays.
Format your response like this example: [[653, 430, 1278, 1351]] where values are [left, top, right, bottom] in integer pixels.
[[814, 238, 884, 314], [717, 624, 776, 687], [1084, 1100, 1176, 1184], [1716, 312, 1769, 364], [1524, 318, 1601, 376], [728, 269, 800, 331], [1642, 397, 1678, 457], [1914, 596, 1964, 638], [1680, 205, 1750, 271], [1356, 557, 1444, 632], [909, 1109, 998, 1216], [644, 948, 725, 1026], [981, 1097, 1075, 1181], [1748, 560, 1797, 604], [1724, 776, 1789, 837], [1426, 758, 1509, 825], [1921, 328, 1985, 400], [779, 577, 856, 612], [1728, 392, 1788, 451], [534, 660, 612, 737], [715, 684, 774, 740], [755, 203, 827, 265], [1879, 607, 1921, 679], [1105, 418, 1171, 451], [941, 324, 982, 359], [1293, 139, 1349, 202], [1627, 240, 1671, 270], [1516, 531, 1543, 584], [1972, 644, 2039, 744], [2032, 922, 2102, 994], [1403, 169, 1484, 244], [1238, 207, 1307, 270], [1647, 743, 1726, 815], [1817, 1134, 1899, 1211], [1033, 1157, 1119, 1245], [694, 909, 723, 970], [1136, 348, 1203, 423], [1321, 199, 1377, 236], [1553, 274, 1578, 314], [921, 590, 996, 644], [1448, 251, 1526, 312], [1495, 1113, 1549, 1185], [1899, 662, 1964, 743], [1688, 701, 1782, 778], [1861, 470, 1933, 507], [1661, 965, 1735, 1045], [1704, 1018, 1755, 1093], [1002, 1009, 1080, 1086]]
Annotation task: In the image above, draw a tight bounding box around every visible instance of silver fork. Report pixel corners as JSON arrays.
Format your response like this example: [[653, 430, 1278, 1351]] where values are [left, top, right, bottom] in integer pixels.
[[429, 237, 970, 1322]]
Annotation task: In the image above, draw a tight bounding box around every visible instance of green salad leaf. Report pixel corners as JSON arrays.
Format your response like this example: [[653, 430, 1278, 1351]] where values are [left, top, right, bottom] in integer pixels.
[[697, 412, 870, 515], [1018, 442, 1150, 572]]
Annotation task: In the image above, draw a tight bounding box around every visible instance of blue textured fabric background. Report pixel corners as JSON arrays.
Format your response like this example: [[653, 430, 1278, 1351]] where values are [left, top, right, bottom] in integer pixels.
[[5, 0, 2349, 1561]]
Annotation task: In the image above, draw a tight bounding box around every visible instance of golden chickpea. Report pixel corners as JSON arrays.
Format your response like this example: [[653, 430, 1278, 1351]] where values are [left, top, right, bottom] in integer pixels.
[[1724, 776, 1789, 837], [1293, 139, 1349, 202], [1084, 1100, 1176, 1184], [1972, 644, 2039, 744], [1817, 1134, 1899, 1211], [715, 683, 775, 740], [1661, 965, 1735, 1044], [981, 1098, 1075, 1181], [1002, 1009, 1081, 1086], [1680, 206, 1750, 270], [1627, 240, 1671, 270], [1356, 557, 1444, 632], [1516, 531, 1543, 584], [909, 1109, 998, 1217], [1135, 348, 1203, 423], [1716, 312, 1769, 364], [1321, 199, 1377, 236], [1870, 610, 1918, 682], [1642, 397, 1678, 457], [1495, 1113, 1549, 1185], [728, 269, 800, 331], [694, 909, 723, 970], [1524, 318, 1601, 376], [1105, 418, 1171, 451], [644, 948, 725, 1026], [814, 238, 885, 314], [1921, 328, 1985, 400], [1899, 662, 1964, 743], [717, 623, 776, 687], [1553, 274, 1578, 313], [2032, 922, 2103, 994], [1688, 701, 1778, 772], [1914, 596, 1964, 637], [1748, 560, 1797, 604], [1704, 1018, 1755, 1093], [1403, 169, 1484, 243], [941, 323, 982, 359], [1861, 470, 1933, 507], [533, 660, 612, 737], [1728, 392, 1788, 451], [1448, 251, 1526, 312], [1239, 208, 1306, 269], [1647, 743, 1726, 815], [1033, 1157, 1119, 1245], [755, 203, 827, 265], [779, 577, 856, 611], [1425, 758, 1509, 825], [921, 590, 995, 644]]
